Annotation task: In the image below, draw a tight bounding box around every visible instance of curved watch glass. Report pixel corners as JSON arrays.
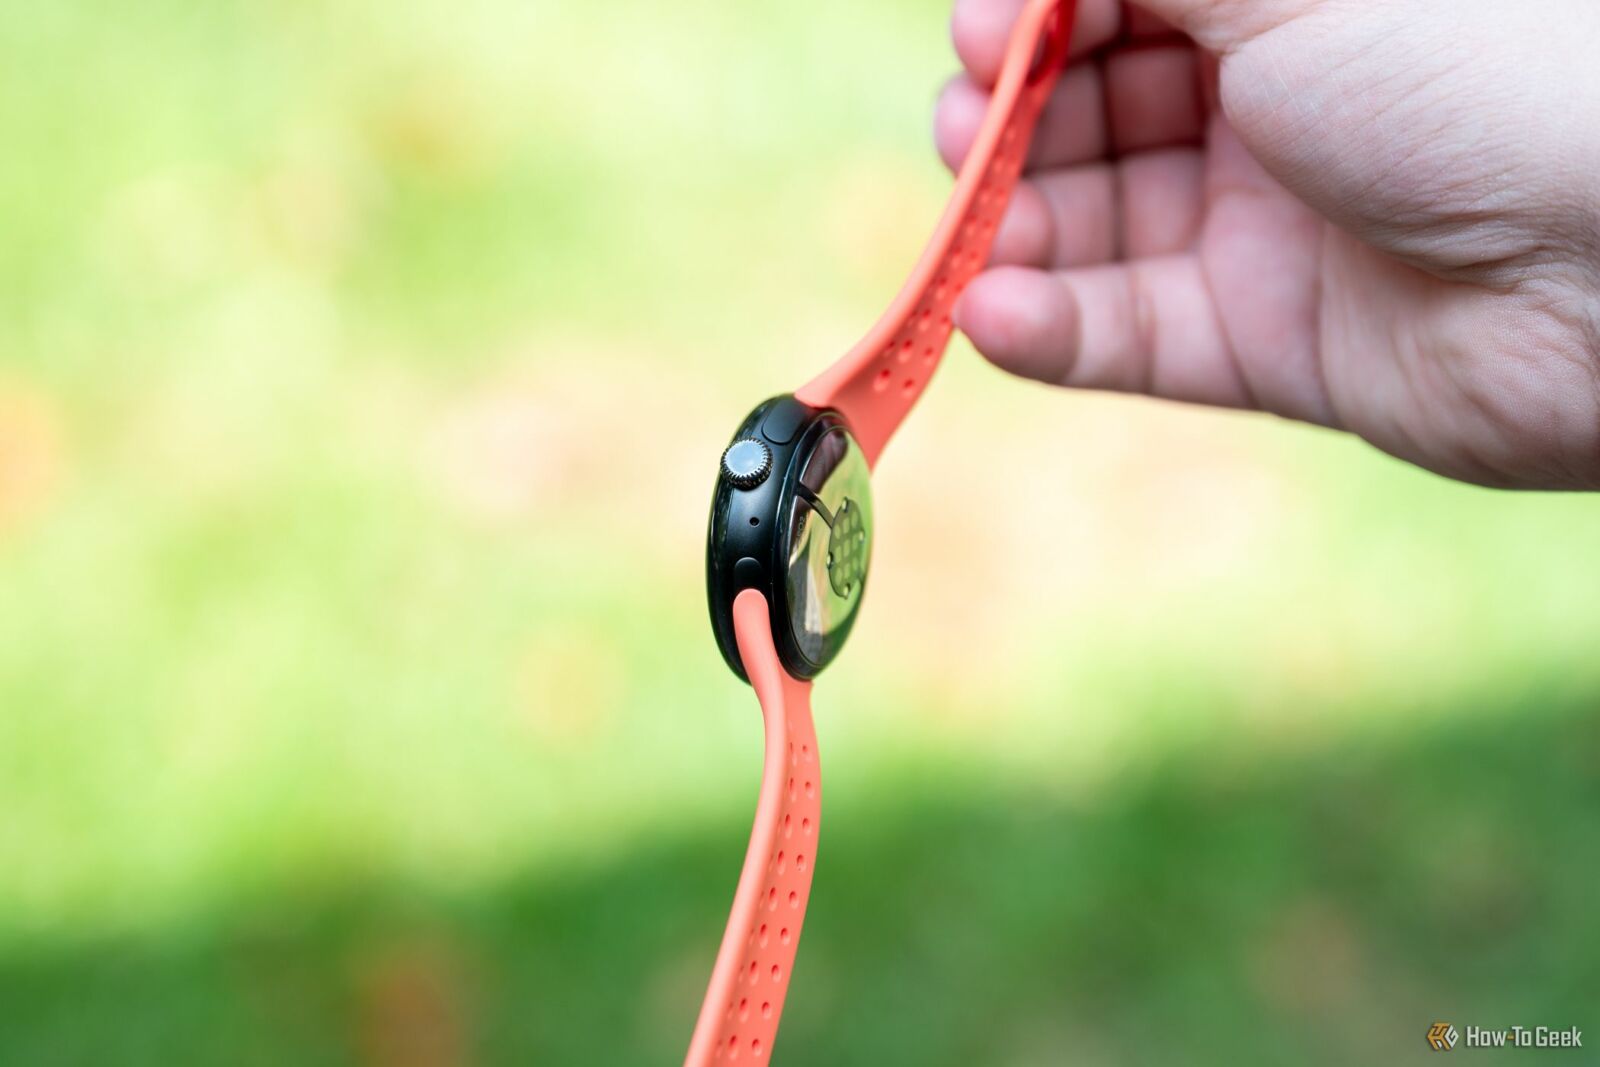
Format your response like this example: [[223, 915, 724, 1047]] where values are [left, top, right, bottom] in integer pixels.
[[783, 427, 873, 668]]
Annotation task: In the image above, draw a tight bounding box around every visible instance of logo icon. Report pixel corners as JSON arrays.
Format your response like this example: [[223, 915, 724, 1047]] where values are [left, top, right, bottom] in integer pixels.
[[1428, 1022, 1460, 1051]]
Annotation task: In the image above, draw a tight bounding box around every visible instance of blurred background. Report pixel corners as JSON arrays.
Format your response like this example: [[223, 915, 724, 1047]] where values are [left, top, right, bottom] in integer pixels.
[[1, 0, 1596, 1064]]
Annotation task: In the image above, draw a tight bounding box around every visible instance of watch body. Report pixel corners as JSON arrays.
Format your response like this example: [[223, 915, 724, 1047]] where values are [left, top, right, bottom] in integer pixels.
[[707, 396, 875, 682]]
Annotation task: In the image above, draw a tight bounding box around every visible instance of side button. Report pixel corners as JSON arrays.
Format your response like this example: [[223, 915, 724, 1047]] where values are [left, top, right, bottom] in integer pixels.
[[733, 556, 764, 591], [761, 402, 807, 445]]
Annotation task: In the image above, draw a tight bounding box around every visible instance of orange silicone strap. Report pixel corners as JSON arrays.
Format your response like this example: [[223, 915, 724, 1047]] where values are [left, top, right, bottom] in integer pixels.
[[795, 0, 1077, 469], [684, 589, 820, 1065]]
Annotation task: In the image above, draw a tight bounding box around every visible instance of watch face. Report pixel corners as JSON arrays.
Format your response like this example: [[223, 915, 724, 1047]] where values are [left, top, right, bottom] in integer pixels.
[[705, 396, 873, 682], [783, 429, 872, 668]]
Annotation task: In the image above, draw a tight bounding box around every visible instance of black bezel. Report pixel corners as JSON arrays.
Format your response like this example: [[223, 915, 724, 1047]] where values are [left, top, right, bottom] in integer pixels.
[[706, 395, 866, 683]]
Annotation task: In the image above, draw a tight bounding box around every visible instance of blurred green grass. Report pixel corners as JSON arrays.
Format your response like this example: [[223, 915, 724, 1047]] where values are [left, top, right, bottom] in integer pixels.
[[1, 693, 1594, 1065], [1, 0, 1597, 1064]]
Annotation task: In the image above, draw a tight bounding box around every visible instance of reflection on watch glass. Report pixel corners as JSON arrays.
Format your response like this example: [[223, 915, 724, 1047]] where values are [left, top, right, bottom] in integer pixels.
[[784, 427, 873, 668]]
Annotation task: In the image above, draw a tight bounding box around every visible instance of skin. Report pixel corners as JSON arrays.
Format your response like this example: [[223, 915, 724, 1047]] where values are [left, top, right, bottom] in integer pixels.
[[936, 0, 1600, 488]]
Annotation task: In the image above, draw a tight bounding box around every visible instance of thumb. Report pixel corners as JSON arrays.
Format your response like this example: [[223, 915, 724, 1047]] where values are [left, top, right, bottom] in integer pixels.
[[1128, 0, 1319, 53]]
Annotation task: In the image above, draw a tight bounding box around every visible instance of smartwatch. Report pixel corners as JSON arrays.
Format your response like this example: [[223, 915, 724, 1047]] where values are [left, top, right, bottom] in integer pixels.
[[686, 2, 1078, 1062]]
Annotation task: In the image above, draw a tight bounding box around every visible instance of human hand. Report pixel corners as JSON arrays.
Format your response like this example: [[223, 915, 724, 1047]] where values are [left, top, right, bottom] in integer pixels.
[[936, 0, 1600, 488]]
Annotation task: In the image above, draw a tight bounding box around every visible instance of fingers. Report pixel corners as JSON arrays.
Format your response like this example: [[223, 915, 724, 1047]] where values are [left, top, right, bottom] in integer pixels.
[[956, 260, 1256, 410], [988, 180, 1057, 266], [987, 150, 1204, 270], [944, 0, 1256, 412], [951, 0, 1122, 87], [1115, 149, 1204, 255], [972, 117, 1331, 422], [952, 266, 1079, 374], [935, 66, 1107, 174], [1029, 166, 1115, 266], [949, 0, 1197, 88], [1124, 6, 1178, 38], [937, 25, 1207, 175], [1030, 63, 1109, 169], [937, 7, 1210, 276], [939, 1, 1322, 421], [1103, 44, 1203, 154], [951, 0, 1312, 70], [933, 75, 990, 171]]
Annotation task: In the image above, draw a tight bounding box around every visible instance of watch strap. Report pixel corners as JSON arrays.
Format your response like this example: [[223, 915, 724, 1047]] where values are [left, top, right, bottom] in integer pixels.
[[795, 0, 1077, 468], [683, 589, 820, 1065]]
